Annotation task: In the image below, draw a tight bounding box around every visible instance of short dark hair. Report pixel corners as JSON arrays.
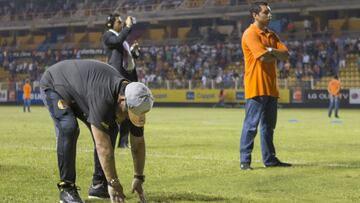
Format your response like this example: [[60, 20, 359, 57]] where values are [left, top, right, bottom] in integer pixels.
[[105, 13, 121, 29], [249, 1, 268, 18], [334, 75, 339, 80]]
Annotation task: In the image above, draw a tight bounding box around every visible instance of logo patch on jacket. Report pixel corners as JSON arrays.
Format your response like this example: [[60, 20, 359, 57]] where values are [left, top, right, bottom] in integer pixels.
[[57, 100, 67, 110]]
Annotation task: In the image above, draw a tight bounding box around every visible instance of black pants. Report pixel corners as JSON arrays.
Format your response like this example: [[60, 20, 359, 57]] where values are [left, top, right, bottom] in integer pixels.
[[41, 89, 117, 184], [118, 119, 130, 148]]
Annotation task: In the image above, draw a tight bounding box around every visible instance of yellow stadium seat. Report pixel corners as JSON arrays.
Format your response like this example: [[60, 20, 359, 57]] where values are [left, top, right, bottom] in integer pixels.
[[73, 33, 86, 43], [33, 35, 46, 44], [177, 27, 191, 40], [149, 29, 165, 41], [88, 32, 102, 43]]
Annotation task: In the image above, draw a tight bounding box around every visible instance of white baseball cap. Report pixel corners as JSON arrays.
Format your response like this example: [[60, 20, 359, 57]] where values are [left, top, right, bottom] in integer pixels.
[[125, 82, 154, 127]]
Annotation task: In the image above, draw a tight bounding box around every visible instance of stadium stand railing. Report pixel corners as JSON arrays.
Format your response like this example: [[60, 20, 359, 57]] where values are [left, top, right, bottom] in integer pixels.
[[0, 0, 359, 30]]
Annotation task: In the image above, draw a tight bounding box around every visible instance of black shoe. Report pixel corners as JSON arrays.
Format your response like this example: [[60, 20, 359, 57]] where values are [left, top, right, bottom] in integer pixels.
[[265, 160, 292, 168], [88, 181, 110, 199], [335, 115, 339, 118], [57, 182, 84, 203], [240, 163, 253, 170]]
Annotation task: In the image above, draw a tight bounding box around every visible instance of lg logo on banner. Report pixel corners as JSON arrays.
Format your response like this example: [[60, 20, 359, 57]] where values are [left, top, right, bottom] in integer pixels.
[[307, 92, 349, 100], [307, 93, 330, 100]]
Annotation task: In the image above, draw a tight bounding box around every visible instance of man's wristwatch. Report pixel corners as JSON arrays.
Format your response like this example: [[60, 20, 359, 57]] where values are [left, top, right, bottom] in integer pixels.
[[267, 47, 273, 53], [134, 175, 145, 182], [108, 178, 120, 187]]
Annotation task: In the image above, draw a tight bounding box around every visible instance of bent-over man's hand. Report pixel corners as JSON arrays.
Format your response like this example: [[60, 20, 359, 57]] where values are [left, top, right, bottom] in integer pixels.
[[132, 177, 146, 203], [108, 183, 126, 203]]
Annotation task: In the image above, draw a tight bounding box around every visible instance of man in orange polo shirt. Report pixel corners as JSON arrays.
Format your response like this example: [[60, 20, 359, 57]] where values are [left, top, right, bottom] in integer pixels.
[[23, 79, 32, 112], [240, 2, 291, 170], [327, 75, 341, 118]]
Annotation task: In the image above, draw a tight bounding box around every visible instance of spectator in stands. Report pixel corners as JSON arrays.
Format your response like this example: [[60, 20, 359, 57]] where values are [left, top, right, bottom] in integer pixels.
[[295, 62, 303, 80], [327, 75, 341, 118], [201, 74, 207, 88], [1, 39, 8, 47], [40, 60, 152, 203], [338, 50, 346, 70], [312, 64, 321, 83], [186, 26, 203, 40], [286, 20, 296, 34], [302, 52, 310, 70], [282, 60, 291, 78], [329, 53, 339, 75], [240, 2, 291, 170], [0, 51, 3, 66], [304, 19, 311, 33], [9, 60, 16, 79], [22, 79, 32, 112], [230, 24, 242, 41]]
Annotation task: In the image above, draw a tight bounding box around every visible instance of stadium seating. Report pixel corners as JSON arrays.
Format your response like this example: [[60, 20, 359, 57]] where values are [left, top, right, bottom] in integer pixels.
[[185, 0, 205, 8], [313, 53, 360, 89], [0, 0, 359, 90], [149, 29, 166, 41]]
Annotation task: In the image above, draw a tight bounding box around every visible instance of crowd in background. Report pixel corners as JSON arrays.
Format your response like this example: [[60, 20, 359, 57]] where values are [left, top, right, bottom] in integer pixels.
[[0, 0, 228, 20], [279, 36, 359, 80], [0, 49, 82, 82], [136, 35, 359, 87], [1, 34, 359, 89], [0, 0, 294, 21], [0, 0, 359, 88], [136, 42, 243, 88], [0, 0, 77, 20]]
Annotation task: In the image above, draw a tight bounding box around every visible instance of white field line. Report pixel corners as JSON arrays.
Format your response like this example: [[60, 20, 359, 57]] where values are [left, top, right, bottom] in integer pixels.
[[0, 145, 354, 167]]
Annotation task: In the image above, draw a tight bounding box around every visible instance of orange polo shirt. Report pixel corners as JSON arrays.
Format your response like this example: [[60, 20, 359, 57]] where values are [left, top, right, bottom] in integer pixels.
[[23, 83, 32, 99], [242, 24, 288, 99], [328, 79, 341, 96]]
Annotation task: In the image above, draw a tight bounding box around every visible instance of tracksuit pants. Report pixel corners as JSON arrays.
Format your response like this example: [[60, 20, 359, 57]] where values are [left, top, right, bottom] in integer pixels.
[[41, 88, 117, 184]]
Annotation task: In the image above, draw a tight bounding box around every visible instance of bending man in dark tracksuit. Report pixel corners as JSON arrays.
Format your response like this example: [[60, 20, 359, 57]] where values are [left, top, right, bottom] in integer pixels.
[[40, 59, 152, 203], [102, 13, 140, 149]]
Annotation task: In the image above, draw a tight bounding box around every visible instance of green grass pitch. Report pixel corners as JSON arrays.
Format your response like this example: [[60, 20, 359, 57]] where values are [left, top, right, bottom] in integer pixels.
[[0, 106, 359, 202]]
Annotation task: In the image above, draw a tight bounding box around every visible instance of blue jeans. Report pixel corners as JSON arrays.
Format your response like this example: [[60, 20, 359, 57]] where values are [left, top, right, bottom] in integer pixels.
[[328, 95, 339, 117], [41, 88, 117, 184], [23, 98, 31, 112], [240, 96, 278, 165]]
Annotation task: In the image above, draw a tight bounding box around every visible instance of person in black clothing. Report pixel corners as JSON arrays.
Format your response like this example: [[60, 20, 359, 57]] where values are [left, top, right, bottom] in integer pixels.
[[102, 13, 141, 149], [40, 59, 153, 203]]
